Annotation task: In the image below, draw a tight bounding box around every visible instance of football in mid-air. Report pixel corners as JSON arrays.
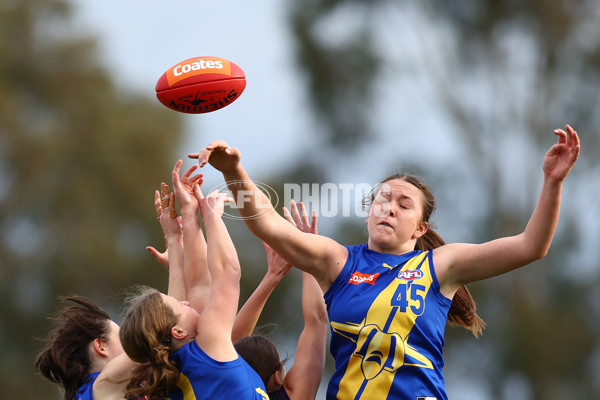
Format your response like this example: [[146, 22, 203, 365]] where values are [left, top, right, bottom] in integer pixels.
[[155, 56, 246, 114]]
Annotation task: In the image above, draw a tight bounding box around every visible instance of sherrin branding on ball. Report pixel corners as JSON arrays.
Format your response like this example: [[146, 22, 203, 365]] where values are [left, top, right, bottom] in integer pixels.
[[155, 56, 246, 114]]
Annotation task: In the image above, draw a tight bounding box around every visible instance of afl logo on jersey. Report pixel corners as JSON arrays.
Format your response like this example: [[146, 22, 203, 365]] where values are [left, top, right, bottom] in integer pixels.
[[397, 269, 423, 281]]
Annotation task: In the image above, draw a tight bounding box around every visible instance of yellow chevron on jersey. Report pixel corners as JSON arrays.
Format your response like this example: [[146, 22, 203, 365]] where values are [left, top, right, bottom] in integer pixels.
[[176, 373, 196, 400], [255, 387, 270, 399], [332, 251, 435, 399]]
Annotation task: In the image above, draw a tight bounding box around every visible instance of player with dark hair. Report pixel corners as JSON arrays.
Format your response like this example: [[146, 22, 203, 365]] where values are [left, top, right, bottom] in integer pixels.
[[34, 296, 135, 400]]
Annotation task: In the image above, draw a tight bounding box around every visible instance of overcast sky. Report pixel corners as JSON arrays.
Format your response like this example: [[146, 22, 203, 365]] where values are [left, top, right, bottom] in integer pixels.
[[64, 3, 504, 397], [70, 0, 314, 179]]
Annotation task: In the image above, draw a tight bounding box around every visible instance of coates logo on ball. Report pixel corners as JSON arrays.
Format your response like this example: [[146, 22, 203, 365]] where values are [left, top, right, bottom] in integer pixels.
[[155, 56, 246, 114]]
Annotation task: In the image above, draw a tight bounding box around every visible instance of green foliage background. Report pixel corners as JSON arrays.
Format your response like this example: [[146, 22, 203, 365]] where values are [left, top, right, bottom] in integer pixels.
[[1, 0, 599, 399]]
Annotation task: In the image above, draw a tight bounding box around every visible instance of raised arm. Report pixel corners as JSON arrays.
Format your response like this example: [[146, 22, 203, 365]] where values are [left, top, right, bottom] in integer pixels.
[[171, 160, 210, 312], [231, 241, 292, 342], [189, 141, 347, 292], [146, 183, 186, 300], [232, 203, 322, 342], [281, 202, 328, 400], [284, 271, 328, 399], [146, 188, 172, 269], [437, 125, 581, 295], [194, 187, 240, 361]]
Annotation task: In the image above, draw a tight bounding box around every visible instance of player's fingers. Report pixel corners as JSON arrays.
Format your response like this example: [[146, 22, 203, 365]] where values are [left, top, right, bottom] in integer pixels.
[[299, 202, 309, 225], [160, 182, 170, 195], [161, 183, 170, 209], [205, 140, 230, 151], [146, 246, 162, 261], [211, 190, 233, 203], [182, 164, 199, 183], [154, 190, 163, 218], [553, 128, 567, 145], [172, 159, 183, 175], [193, 148, 213, 167], [565, 125, 581, 149], [189, 173, 204, 185], [282, 207, 296, 226], [172, 160, 183, 185], [262, 241, 273, 254], [168, 193, 177, 219], [310, 209, 318, 234], [290, 200, 304, 227], [193, 182, 204, 200]]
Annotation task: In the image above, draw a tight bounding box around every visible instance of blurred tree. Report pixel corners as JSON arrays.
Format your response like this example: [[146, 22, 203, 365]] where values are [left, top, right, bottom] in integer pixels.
[[286, 0, 600, 399], [0, 0, 183, 397], [288, 0, 383, 150]]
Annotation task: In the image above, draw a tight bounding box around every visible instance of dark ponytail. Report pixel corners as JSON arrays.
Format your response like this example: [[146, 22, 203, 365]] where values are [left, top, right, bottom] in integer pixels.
[[34, 296, 112, 400]]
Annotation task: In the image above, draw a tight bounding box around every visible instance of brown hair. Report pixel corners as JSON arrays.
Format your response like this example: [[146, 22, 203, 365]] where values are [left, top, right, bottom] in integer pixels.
[[119, 287, 180, 400], [234, 336, 282, 387], [34, 296, 113, 400], [234, 335, 289, 398], [365, 174, 486, 337]]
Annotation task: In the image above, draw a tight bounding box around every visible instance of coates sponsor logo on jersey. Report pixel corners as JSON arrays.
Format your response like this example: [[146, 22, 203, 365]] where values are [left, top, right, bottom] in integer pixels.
[[397, 270, 423, 281], [167, 57, 232, 86], [348, 271, 380, 285]]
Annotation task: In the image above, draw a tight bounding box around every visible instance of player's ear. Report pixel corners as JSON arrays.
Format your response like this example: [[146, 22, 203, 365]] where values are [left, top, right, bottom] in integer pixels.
[[91, 338, 108, 357], [413, 221, 428, 239], [275, 369, 284, 386], [268, 368, 283, 391], [170, 326, 187, 340]]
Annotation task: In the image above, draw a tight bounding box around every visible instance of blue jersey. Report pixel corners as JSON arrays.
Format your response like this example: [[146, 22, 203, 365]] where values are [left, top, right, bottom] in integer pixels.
[[268, 387, 290, 400], [324, 244, 452, 400], [76, 372, 99, 400], [169, 340, 269, 400]]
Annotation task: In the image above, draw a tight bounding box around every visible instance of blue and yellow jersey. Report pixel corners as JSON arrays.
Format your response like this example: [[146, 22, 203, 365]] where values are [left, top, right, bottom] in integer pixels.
[[169, 340, 269, 400], [76, 372, 99, 400], [324, 244, 451, 400]]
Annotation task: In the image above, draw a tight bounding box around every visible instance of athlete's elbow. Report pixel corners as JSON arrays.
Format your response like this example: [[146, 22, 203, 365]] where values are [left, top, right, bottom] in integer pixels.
[[524, 245, 551, 263], [303, 301, 328, 327], [520, 234, 552, 263], [304, 313, 329, 333]]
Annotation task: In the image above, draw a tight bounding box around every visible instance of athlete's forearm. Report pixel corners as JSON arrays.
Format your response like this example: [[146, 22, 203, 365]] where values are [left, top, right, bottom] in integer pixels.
[[522, 176, 563, 260]]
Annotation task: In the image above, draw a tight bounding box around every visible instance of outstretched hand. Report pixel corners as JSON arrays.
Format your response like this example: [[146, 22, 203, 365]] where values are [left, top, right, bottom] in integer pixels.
[[188, 140, 241, 172], [543, 125, 580, 183], [147, 183, 183, 270], [196, 186, 234, 217], [284, 200, 318, 235], [171, 160, 204, 214], [263, 242, 292, 279]]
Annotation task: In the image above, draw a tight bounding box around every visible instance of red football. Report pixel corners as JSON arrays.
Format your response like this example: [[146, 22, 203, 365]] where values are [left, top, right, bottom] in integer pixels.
[[155, 56, 246, 114]]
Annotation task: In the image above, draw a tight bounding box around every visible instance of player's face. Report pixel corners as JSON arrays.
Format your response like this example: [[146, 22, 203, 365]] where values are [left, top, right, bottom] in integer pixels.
[[161, 294, 200, 340], [366, 178, 427, 253], [105, 320, 125, 359]]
